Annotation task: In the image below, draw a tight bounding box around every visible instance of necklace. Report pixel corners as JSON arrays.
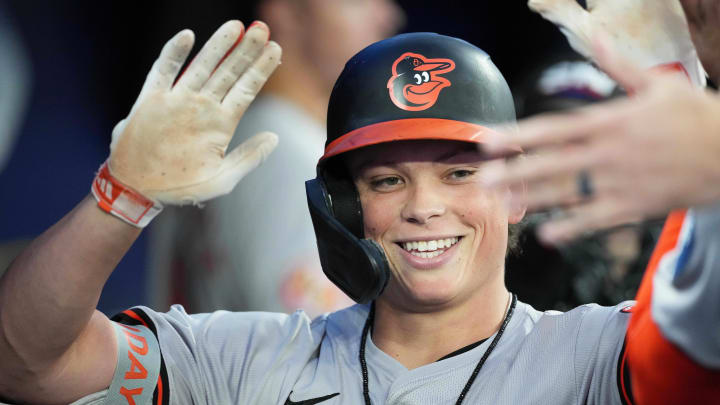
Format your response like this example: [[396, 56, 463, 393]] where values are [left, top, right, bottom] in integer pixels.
[[359, 293, 517, 405]]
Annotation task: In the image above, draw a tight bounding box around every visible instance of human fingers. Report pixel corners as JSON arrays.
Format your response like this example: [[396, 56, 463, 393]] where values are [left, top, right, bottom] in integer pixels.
[[141, 29, 195, 93], [520, 173, 587, 213], [484, 140, 610, 189], [486, 94, 640, 155], [536, 197, 637, 244], [202, 21, 270, 101], [175, 20, 245, 92], [222, 41, 282, 118]]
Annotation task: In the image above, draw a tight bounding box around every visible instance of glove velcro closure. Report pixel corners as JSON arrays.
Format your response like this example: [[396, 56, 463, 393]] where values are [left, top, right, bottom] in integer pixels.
[[91, 161, 163, 228]]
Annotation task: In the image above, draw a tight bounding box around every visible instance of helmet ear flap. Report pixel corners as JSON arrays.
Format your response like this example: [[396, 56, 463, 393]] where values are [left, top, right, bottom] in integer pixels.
[[321, 162, 364, 239], [305, 170, 390, 304]]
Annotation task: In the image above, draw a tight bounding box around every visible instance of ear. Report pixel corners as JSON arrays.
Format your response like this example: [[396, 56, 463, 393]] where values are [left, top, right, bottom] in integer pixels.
[[507, 179, 527, 225]]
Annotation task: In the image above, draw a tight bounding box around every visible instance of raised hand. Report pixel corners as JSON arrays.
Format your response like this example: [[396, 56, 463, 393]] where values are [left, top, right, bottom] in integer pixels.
[[108, 20, 281, 208], [528, 0, 706, 87]]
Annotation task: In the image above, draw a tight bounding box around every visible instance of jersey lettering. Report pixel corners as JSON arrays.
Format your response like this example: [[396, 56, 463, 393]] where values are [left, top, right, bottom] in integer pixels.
[[125, 350, 149, 380], [119, 387, 143, 405], [122, 328, 149, 355], [116, 324, 153, 401]]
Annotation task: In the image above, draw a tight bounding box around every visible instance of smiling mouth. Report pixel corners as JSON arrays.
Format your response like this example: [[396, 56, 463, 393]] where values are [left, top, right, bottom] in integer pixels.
[[396, 236, 461, 259]]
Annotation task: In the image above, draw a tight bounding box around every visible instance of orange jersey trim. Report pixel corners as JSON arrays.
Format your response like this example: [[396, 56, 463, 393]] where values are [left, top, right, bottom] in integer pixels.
[[627, 210, 720, 404], [117, 309, 169, 405]]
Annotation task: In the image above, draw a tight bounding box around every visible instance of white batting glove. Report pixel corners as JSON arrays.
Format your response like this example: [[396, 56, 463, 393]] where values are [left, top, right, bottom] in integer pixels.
[[528, 0, 706, 87], [91, 21, 281, 227]]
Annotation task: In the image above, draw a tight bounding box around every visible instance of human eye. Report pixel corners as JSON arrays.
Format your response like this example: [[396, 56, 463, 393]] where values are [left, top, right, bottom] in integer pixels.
[[370, 176, 404, 191], [446, 168, 477, 182]]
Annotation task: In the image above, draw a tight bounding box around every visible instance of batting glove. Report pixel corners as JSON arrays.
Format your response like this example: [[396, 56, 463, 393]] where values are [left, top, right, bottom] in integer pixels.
[[92, 20, 281, 227], [528, 0, 706, 88]]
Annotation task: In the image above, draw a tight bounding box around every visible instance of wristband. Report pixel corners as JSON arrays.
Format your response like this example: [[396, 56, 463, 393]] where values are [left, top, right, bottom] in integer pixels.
[[91, 161, 163, 227]]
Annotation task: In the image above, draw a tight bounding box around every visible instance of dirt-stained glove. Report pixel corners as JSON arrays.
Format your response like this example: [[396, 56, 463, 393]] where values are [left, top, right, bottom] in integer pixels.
[[528, 0, 706, 87], [91, 20, 281, 227]]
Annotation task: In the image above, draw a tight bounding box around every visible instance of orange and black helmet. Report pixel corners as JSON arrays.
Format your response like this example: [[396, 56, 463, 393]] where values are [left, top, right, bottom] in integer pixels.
[[306, 32, 516, 303]]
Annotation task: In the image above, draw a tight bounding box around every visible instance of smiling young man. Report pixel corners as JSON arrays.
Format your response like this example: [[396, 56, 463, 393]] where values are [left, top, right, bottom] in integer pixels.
[[344, 140, 520, 369], [0, 17, 718, 405]]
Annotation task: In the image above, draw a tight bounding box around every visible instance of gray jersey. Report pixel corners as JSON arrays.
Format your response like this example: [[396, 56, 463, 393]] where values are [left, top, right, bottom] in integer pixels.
[[80, 300, 631, 405], [42, 204, 720, 405]]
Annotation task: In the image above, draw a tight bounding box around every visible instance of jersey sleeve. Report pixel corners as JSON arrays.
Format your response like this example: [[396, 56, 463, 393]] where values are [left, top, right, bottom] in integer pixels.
[[65, 305, 322, 405], [573, 302, 633, 405], [626, 206, 720, 404]]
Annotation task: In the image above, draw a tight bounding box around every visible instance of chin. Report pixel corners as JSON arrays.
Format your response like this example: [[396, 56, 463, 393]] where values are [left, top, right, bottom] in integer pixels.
[[394, 272, 464, 308]]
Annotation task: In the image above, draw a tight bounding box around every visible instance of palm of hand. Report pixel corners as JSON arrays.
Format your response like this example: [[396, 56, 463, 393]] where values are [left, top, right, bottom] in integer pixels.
[[111, 90, 237, 198]]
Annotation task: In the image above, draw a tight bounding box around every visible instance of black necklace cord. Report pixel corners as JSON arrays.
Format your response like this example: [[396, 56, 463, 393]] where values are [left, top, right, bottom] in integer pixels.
[[360, 302, 375, 405], [455, 293, 517, 405], [359, 294, 518, 405]]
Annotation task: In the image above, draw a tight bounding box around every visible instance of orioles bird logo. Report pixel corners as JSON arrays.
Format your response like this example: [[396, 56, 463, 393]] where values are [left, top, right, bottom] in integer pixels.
[[387, 52, 456, 111]]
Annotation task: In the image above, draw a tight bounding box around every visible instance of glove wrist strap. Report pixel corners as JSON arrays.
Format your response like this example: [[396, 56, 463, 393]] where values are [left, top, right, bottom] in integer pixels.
[[91, 161, 163, 228], [651, 62, 691, 82]]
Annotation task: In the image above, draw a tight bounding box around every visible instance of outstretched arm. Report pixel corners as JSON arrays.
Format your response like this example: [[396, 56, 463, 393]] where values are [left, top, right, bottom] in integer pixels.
[[680, 0, 720, 85], [0, 197, 139, 404], [0, 20, 281, 404]]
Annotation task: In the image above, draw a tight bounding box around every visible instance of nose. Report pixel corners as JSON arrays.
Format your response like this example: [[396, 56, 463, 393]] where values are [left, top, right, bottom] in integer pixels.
[[401, 181, 445, 225]]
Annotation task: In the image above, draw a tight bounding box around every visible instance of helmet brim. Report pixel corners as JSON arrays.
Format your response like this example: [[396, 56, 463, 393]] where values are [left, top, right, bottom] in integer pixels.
[[320, 118, 499, 161]]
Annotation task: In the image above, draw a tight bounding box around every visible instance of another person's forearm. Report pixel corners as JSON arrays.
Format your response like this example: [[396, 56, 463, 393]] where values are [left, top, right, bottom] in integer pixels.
[[626, 208, 720, 404], [0, 195, 141, 371], [679, 0, 720, 85]]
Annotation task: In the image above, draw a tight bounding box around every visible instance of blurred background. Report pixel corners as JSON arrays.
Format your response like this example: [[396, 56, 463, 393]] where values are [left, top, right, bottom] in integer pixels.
[[0, 0, 658, 316]]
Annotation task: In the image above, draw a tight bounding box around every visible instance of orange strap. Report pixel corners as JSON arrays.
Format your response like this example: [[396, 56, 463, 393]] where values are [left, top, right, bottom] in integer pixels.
[[91, 161, 162, 227]]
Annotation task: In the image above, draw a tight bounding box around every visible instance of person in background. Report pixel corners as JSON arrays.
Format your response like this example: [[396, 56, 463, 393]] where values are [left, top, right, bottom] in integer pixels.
[[149, 0, 405, 315]]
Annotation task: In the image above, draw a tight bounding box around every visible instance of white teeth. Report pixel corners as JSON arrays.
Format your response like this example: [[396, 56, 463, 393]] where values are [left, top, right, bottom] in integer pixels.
[[401, 237, 461, 257], [410, 250, 444, 258]]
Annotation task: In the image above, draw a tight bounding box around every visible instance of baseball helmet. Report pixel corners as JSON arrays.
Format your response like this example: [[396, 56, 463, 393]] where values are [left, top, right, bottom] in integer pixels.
[[305, 32, 516, 303]]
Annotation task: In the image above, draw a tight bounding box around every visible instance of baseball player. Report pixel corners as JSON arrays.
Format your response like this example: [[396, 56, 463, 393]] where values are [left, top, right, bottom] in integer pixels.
[[1, 3, 719, 405]]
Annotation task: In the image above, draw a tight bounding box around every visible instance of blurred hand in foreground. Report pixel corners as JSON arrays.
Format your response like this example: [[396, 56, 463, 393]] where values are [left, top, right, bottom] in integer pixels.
[[483, 43, 720, 244]]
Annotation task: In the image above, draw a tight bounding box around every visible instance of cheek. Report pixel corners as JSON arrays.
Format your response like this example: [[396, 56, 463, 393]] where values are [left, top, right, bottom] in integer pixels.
[[361, 203, 386, 239], [360, 194, 397, 239], [454, 190, 509, 231]]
